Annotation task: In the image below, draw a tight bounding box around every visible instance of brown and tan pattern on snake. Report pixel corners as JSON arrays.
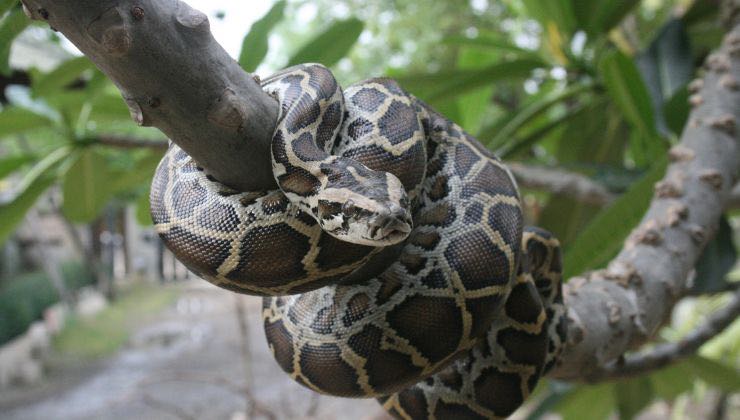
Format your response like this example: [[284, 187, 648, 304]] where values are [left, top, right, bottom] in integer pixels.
[[380, 228, 564, 419], [151, 63, 564, 418]]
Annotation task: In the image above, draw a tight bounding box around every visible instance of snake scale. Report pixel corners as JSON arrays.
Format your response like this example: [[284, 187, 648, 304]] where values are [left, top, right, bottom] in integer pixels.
[[151, 64, 566, 419]]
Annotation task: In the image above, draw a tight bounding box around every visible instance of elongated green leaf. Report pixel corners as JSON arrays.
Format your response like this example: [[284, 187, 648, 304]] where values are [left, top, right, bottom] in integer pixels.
[[396, 58, 544, 105], [0, 175, 54, 246], [663, 85, 690, 136], [685, 356, 740, 392], [0, 8, 29, 76], [32, 56, 95, 96], [553, 383, 615, 420], [0, 106, 55, 138], [287, 18, 364, 67], [649, 361, 696, 400], [572, 0, 640, 36], [614, 377, 654, 420], [239, 1, 285, 72], [443, 34, 533, 54], [693, 216, 737, 294], [501, 104, 588, 159], [485, 81, 593, 150], [520, 0, 577, 36], [62, 149, 114, 222], [109, 151, 163, 193], [599, 50, 657, 137], [0, 154, 35, 179], [563, 157, 668, 279], [599, 50, 663, 166], [0, 146, 71, 246], [637, 19, 694, 136], [0, 0, 17, 16]]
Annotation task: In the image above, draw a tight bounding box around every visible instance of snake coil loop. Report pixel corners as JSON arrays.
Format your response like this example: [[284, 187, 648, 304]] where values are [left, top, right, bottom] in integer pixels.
[[151, 64, 566, 419]]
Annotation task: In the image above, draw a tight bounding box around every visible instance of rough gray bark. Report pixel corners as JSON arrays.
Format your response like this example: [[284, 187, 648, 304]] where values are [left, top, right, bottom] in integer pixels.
[[20, 0, 279, 191], [18, 0, 740, 385], [551, 24, 740, 380]]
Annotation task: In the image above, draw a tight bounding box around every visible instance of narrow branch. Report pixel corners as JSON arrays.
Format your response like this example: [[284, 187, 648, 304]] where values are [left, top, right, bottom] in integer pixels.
[[96, 134, 168, 150], [20, 0, 279, 191], [508, 162, 616, 206], [551, 24, 740, 380], [587, 289, 740, 381]]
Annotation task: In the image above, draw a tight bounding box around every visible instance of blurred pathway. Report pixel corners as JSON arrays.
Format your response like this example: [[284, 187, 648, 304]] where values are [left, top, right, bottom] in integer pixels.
[[0, 281, 388, 420]]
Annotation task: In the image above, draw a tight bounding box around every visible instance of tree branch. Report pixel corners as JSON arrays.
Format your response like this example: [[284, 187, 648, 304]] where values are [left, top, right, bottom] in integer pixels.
[[96, 134, 168, 150], [508, 162, 617, 206], [551, 24, 740, 380], [587, 289, 740, 380], [20, 0, 279, 191]]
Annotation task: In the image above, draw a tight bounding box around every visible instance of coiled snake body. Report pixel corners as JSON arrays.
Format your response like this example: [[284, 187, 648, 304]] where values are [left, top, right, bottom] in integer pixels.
[[151, 64, 566, 419]]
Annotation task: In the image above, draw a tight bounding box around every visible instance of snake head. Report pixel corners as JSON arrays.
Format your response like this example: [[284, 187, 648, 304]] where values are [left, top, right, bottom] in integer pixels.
[[317, 171, 412, 247]]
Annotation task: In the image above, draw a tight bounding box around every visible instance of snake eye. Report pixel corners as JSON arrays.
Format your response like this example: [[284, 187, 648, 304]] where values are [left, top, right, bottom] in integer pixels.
[[342, 200, 356, 217], [400, 197, 409, 208]]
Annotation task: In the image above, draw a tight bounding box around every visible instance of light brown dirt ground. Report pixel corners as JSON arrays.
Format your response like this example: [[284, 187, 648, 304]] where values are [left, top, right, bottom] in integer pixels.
[[0, 281, 389, 420]]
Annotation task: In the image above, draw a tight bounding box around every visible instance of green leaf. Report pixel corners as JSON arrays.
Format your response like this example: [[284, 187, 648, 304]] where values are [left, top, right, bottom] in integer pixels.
[[599, 50, 657, 137], [0, 0, 18, 16], [238, 1, 285, 72], [649, 362, 696, 400], [287, 18, 364, 67], [443, 34, 533, 54], [563, 157, 668, 279], [0, 175, 54, 246], [572, 0, 641, 36], [663, 85, 690, 136], [685, 356, 740, 392], [135, 188, 152, 226], [397, 58, 544, 105], [693, 216, 737, 294], [0, 146, 71, 246], [501, 103, 588, 159], [109, 151, 163, 193], [520, 0, 577, 36], [484, 81, 593, 150], [0, 106, 56, 138], [553, 383, 615, 420], [32, 56, 95, 96], [614, 377, 654, 420], [0, 154, 35, 179], [637, 19, 694, 136], [62, 149, 114, 222], [599, 50, 663, 166], [87, 92, 134, 122], [0, 8, 29, 76]]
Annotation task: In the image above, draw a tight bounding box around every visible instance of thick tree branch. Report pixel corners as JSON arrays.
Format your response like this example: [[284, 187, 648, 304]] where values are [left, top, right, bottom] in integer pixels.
[[551, 24, 740, 381], [20, 0, 279, 191], [588, 289, 740, 380]]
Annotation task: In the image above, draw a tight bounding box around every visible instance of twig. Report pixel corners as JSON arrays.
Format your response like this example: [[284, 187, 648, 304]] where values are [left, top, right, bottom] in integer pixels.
[[508, 162, 616, 206], [96, 134, 168, 150], [586, 289, 740, 380]]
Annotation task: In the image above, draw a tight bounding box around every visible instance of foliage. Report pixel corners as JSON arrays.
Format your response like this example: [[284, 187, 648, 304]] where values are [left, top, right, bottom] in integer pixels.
[[0, 261, 95, 344]]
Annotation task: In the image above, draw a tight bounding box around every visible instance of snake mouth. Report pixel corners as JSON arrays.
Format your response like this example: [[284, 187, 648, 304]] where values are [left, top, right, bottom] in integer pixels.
[[366, 215, 412, 244]]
